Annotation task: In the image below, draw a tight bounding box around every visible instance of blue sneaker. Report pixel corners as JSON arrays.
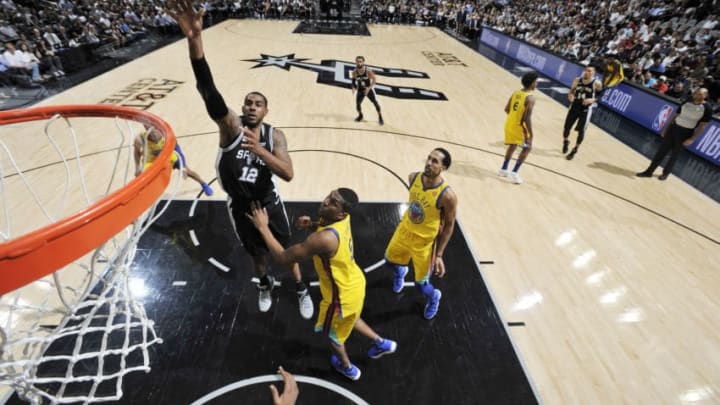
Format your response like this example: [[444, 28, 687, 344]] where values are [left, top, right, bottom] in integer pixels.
[[367, 338, 397, 359], [330, 355, 361, 381], [201, 183, 214, 196], [392, 266, 408, 293], [423, 289, 442, 320]]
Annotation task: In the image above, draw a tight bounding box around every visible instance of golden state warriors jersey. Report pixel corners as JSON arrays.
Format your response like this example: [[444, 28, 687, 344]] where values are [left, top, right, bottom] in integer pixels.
[[144, 131, 178, 166], [313, 215, 366, 316], [504, 89, 530, 136], [399, 173, 450, 242]]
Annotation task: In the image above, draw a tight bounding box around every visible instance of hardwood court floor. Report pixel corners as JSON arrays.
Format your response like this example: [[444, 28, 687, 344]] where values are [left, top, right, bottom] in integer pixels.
[[4, 20, 720, 404]]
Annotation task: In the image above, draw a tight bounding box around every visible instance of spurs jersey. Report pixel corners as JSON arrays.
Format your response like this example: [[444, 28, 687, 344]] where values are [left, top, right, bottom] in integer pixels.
[[354, 67, 371, 89], [313, 215, 366, 317], [399, 173, 450, 242], [216, 122, 278, 205], [572, 77, 597, 109]]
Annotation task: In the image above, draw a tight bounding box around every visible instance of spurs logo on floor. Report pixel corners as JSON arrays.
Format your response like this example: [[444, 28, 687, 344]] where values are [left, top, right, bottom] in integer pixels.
[[243, 54, 448, 101]]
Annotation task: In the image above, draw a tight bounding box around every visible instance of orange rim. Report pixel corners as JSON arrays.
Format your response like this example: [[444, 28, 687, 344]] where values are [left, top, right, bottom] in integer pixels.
[[0, 105, 175, 295]]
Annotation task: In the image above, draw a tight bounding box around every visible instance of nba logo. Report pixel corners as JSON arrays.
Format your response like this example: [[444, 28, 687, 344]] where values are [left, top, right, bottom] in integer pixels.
[[652, 105, 673, 131], [556, 62, 566, 79]]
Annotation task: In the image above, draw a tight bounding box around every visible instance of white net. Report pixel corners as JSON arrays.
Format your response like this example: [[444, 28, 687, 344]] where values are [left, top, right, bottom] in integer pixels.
[[0, 108, 180, 404]]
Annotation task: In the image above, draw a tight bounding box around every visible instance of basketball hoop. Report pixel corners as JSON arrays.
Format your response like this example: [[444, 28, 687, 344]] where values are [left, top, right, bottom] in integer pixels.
[[0, 105, 179, 404]]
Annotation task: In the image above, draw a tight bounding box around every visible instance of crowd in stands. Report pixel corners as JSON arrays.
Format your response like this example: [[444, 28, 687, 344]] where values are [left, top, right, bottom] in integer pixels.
[[359, 0, 720, 109], [1, 0, 719, 111], [0, 0, 171, 93], [478, 0, 720, 107], [0, 0, 320, 96]]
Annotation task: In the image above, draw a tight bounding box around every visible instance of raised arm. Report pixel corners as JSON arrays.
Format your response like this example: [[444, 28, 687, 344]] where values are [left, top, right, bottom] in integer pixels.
[[168, 0, 241, 147]]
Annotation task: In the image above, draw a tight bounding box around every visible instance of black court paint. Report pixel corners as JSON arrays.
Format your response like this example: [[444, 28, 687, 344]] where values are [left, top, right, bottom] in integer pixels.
[[7, 201, 537, 404]]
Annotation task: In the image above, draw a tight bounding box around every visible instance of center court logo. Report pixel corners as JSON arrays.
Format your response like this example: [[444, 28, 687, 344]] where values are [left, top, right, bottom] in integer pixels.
[[652, 104, 674, 131], [243, 54, 447, 101]]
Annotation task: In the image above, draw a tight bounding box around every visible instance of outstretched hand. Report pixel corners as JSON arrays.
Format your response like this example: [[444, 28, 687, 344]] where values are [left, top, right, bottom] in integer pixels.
[[166, 0, 205, 39], [246, 201, 269, 230], [240, 127, 263, 154], [294, 216, 314, 230], [269, 366, 299, 405]]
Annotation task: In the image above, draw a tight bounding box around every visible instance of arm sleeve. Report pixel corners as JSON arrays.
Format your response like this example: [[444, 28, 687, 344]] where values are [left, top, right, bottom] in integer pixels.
[[191, 57, 229, 120]]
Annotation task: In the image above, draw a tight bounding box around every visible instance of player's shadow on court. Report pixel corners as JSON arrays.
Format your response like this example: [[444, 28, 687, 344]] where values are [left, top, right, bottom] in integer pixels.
[[303, 112, 356, 123], [487, 140, 560, 157], [450, 160, 496, 180], [146, 201, 247, 280], [588, 161, 637, 178], [527, 147, 562, 157]]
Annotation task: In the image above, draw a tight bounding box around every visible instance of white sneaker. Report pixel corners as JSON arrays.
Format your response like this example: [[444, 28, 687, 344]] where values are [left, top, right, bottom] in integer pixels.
[[298, 289, 314, 320], [498, 169, 509, 177], [258, 276, 275, 312], [510, 171, 523, 184]]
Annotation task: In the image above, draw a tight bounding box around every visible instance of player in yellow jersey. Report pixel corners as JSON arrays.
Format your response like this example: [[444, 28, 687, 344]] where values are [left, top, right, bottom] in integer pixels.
[[249, 188, 397, 381], [385, 148, 457, 320], [602, 58, 624, 88], [133, 127, 214, 196], [498, 71, 538, 185]]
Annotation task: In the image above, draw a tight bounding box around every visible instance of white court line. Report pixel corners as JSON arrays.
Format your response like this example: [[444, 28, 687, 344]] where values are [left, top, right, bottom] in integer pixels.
[[189, 229, 199, 246], [363, 259, 386, 273], [208, 257, 230, 272], [454, 218, 544, 404], [189, 198, 200, 218], [190, 374, 369, 405], [250, 277, 282, 287], [550, 87, 570, 94]]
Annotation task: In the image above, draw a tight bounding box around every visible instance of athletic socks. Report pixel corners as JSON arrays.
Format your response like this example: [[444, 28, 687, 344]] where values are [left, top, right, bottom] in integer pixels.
[[512, 160, 523, 172]]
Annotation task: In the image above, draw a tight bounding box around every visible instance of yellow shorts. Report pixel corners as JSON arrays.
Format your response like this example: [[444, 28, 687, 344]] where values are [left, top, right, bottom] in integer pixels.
[[504, 128, 527, 146], [315, 298, 363, 345], [385, 226, 435, 283]]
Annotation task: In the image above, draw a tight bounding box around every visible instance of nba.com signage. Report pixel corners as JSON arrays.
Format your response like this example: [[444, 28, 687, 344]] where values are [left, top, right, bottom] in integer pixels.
[[480, 28, 583, 87], [480, 26, 720, 167], [598, 83, 677, 133], [688, 121, 720, 166]]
